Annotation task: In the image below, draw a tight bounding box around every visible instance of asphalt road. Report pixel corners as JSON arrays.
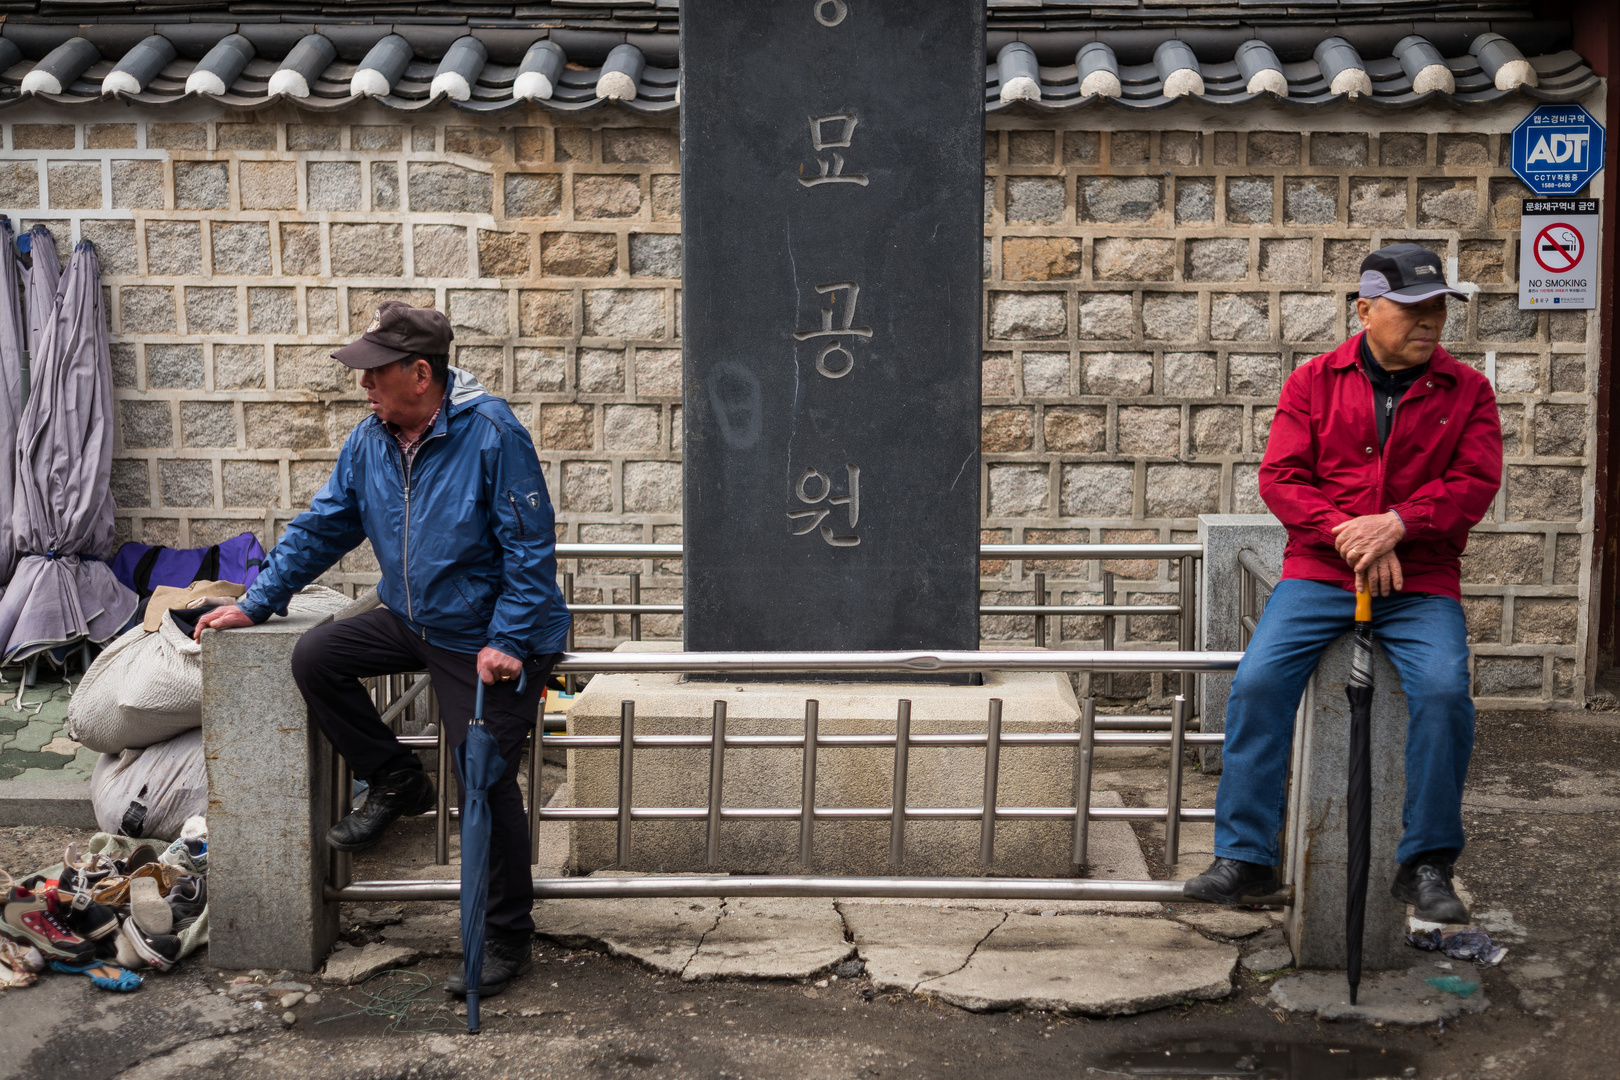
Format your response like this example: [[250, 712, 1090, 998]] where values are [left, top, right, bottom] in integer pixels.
[[2, 707, 1618, 1079]]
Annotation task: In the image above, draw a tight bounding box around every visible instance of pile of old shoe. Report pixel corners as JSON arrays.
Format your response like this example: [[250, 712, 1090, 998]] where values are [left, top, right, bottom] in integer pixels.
[[0, 830, 208, 994]]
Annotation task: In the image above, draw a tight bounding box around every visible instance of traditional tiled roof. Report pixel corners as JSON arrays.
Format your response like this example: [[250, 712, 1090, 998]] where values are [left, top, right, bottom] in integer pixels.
[[0, 2, 1594, 112]]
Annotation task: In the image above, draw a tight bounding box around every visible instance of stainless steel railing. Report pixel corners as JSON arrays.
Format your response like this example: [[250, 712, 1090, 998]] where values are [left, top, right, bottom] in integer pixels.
[[327, 648, 1287, 907], [1237, 547, 1278, 649]]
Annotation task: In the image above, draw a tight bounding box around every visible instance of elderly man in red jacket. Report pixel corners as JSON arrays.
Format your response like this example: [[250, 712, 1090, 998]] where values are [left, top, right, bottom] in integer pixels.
[[1186, 244, 1502, 923]]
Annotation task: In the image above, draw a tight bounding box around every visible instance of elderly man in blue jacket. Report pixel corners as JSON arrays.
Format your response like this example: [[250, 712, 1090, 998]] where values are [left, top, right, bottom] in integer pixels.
[[195, 301, 570, 997]]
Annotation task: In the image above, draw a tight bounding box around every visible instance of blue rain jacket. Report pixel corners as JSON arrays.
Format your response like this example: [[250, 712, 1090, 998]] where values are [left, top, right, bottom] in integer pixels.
[[239, 370, 570, 659]]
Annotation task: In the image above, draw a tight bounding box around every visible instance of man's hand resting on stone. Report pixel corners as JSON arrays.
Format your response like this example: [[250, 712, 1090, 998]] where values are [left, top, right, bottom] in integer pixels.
[[192, 604, 256, 641]]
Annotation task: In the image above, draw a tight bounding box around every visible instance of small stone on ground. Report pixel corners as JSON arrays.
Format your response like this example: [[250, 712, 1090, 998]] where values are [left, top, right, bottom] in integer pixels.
[[319, 942, 423, 984], [1269, 966, 1489, 1024]]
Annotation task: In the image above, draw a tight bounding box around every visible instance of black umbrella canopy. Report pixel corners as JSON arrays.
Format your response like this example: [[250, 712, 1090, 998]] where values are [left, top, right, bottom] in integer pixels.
[[1344, 586, 1375, 1005]]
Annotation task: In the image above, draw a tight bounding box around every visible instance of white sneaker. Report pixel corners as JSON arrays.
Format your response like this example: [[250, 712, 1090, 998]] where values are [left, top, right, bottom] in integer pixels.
[[128, 877, 173, 936]]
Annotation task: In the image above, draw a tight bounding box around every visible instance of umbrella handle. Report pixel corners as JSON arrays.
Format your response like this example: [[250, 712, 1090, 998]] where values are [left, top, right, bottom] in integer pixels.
[[472, 668, 528, 722], [1355, 586, 1371, 623]]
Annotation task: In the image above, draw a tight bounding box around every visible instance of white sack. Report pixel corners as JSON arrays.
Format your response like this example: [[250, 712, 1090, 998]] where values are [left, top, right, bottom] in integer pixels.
[[90, 727, 207, 842]]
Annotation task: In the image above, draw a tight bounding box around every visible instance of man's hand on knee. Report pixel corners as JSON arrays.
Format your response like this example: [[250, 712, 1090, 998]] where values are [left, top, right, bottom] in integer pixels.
[[1357, 552, 1404, 597], [1332, 511, 1405, 574], [478, 646, 524, 685], [192, 604, 256, 641]]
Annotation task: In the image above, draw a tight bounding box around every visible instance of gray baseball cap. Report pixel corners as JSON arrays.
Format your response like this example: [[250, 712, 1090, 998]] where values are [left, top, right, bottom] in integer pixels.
[[1357, 243, 1468, 304]]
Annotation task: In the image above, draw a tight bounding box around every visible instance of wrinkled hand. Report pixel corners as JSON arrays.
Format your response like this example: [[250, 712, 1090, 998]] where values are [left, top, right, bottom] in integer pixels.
[[1331, 512, 1405, 575], [1356, 551, 1404, 598], [192, 604, 255, 641], [477, 646, 524, 686]]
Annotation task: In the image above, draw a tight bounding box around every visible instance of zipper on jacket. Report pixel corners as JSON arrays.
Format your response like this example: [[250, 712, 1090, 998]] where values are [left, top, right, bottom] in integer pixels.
[[394, 423, 451, 635]]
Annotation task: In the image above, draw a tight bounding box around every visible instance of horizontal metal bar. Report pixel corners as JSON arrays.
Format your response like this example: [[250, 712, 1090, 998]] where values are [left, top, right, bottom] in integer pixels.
[[1241, 615, 1260, 637], [397, 715, 566, 749], [554, 543, 1203, 562], [543, 731, 1224, 749], [1237, 547, 1278, 594], [377, 676, 430, 727], [552, 649, 1242, 675], [1093, 715, 1198, 730], [329, 875, 1283, 905], [536, 806, 1215, 822], [981, 604, 1182, 617]]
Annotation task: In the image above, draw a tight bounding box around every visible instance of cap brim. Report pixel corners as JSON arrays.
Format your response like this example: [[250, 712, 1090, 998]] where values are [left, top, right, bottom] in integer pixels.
[[332, 338, 413, 368], [1381, 283, 1469, 303]]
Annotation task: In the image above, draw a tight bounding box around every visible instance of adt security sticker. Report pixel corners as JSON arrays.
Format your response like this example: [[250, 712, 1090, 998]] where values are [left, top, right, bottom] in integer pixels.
[[1519, 199, 1599, 310], [1511, 104, 1605, 196]]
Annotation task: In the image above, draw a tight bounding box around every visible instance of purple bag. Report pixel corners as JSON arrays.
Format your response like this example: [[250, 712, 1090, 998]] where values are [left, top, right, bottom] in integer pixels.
[[110, 532, 266, 599]]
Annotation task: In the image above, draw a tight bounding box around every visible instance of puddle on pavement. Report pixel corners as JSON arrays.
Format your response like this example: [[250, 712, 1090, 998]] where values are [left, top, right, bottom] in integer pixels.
[[1097, 1040, 1416, 1078]]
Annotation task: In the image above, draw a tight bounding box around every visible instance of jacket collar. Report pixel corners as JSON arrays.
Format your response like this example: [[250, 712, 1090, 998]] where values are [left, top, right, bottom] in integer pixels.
[[1332, 332, 1460, 385]]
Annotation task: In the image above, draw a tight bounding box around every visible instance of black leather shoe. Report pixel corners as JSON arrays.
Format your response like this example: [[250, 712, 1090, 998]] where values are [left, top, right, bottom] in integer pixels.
[[1392, 857, 1469, 924], [326, 764, 436, 852], [445, 932, 533, 998], [1184, 857, 1281, 904]]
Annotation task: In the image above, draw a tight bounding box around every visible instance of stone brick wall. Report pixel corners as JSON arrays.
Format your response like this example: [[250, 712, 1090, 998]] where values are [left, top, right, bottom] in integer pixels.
[[0, 98, 1597, 708]]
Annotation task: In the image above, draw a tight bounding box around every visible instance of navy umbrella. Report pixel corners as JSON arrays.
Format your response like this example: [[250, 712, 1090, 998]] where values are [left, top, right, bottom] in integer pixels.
[[1344, 585, 1374, 1004], [456, 669, 525, 1034]]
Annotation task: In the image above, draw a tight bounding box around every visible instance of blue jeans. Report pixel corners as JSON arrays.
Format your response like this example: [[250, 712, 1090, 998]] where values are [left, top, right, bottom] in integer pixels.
[[1214, 579, 1475, 867]]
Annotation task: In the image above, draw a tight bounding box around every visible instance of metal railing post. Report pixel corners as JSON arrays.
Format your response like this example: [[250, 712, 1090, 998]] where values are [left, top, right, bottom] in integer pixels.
[[1101, 569, 1116, 697], [529, 692, 544, 865], [1033, 572, 1046, 649], [1072, 696, 1096, 867], [616, 700, 635, 866], [1164, 694, 1188, 866], [629, 572, 642, 642], [705, 700, 726, 866], [979, 698, 1003, 865], [563, 571, 577, 694], [334, 755, 352, 890], [799, 699, 819, 868], [1179, 553, 1197, 710], [434, 690, 450, 866], [889, 699, 911, 870]]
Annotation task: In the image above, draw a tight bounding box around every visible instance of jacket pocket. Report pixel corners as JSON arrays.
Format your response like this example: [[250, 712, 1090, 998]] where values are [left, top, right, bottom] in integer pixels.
[[451, 573, 496, 618], [503, 476, 547, 540]]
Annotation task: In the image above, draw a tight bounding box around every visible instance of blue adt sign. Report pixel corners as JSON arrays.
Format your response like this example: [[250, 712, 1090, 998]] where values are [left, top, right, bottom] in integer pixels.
[[1511, 104, 1605, 196]]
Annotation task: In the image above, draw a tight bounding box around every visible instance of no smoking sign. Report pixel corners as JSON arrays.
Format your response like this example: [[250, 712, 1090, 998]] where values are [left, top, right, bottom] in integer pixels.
[[1519, 199, 1598, 310]]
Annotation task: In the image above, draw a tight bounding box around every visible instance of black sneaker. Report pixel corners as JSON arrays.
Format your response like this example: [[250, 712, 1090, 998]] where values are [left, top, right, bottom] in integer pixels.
[[165, 875, 207, 933], [326, 764, 436, 852], [1184, 857, 1281, 904], [445, 932, 533, 998], [1392, 856, 1469, 924], [117, 917, 182, 973]]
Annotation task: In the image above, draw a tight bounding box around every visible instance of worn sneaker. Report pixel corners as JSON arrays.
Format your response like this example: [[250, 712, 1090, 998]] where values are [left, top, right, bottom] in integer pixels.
[[327, 764, 436, 852], [1, 886, 96, 962], [165, 875, 207, 933], [1184, 857, 1281, 904], [1392, 857, 1469, 924], [118, 918, 181, 973], [128, 877, 173, 936], [444, 932, 533, 998], [59, 889, 120, 944]]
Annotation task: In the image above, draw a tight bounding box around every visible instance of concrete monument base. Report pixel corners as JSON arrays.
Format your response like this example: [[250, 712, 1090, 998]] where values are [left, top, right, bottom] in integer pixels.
[[568, 644, 1082, 877]]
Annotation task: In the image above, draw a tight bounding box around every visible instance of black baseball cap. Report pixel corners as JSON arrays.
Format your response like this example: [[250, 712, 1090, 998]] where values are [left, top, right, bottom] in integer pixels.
[[1356, 244, 1468, 304], [332, 301, 455, 369]]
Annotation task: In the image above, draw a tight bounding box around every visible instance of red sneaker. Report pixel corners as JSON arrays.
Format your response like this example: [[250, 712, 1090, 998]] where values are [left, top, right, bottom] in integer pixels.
[[1, 886, 97, 962]]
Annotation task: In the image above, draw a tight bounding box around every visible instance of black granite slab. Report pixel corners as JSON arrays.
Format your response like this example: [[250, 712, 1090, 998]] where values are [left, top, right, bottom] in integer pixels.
[[681, 0, 985, 655]]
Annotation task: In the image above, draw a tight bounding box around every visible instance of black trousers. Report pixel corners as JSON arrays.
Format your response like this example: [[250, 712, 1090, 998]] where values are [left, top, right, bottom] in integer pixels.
[[290, 607, 556, 934]]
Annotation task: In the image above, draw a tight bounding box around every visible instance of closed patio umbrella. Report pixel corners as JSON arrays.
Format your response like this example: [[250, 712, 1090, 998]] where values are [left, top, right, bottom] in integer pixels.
[[0, 238, 135, 663], [0, 221, 26, 584], [1344, 584, 1374, 1005]]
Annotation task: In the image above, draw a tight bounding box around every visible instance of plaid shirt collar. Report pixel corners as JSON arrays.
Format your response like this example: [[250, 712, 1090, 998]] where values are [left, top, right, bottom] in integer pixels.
[[385, 401, 443, 462]]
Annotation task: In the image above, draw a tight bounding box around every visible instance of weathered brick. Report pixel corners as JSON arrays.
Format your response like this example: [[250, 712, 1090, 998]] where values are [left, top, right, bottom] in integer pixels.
[[1079, 352, 1152, 396], [248, 287, 295, 334], [543, 232, 618, 277], [218, 123, 275, 151], [988, 465, 1049, 515], [185, 287, 238, 333], [1043, 407, 1105, 452], [1437, 133, 1489, 166], [1535, 404, 1587, 458], [651, 175, 681, 220], [223, 461, 281, 507], [1006, 178, 1064, 224], [353, 125, 403, 151], [603, 127, 676, 164], [1175, 179, 1214, 224], [245, 403, 329, 449], [1063, 131, 1099, 164], [47, 163, 101, 209], [1191, 406, 1243, 454], [1554, 534, 1583, 584], [1477, 296, 1536, 342], [1142, 293, 1197, 340], [1550, 354, 1586, 393], [455, 346, 505, 391], [1081, 178, 1161, 224], [1185, 238, 1249, 282], [80, 220, 136, 275], [1094, 237, 1173, 281], [1310, 133, 1368, 166], [554, 128, 591, 162], [562, 461, 612, 511], [180, 401, 237, 447], [519, 291, 573, 337], [407, 162, 493, 213], [445, 127, 504, 157], [1021, 352, 1069, 395], [1324, 239, 1367, 281], [1493, 354, 1540, 393], [274, 344, 346, 392], [604, 405, 662, 450], [1462, 596, 1502, 643], [981, 407, 1032, 452], [120, 400, 173, 449], [1549, 312, 1586, 344], [145, 222, 202, 276], [161, 460, 214, 508], [542, 403, 594, 450], [109, 343, 137, 388], [623, 461, 681, 512], [1283, 177, 1337, 225], [215, 344, 265, 390], [279, 223, 323, 275], [983, 353, 1014, 397], [1160, 131, 1201, 166], [237, 162, 294, 209], [1060, 463, 1134, 518], [121, 287, 177, 333], [1498, 403, 1524, 456], [1117, 407, 1179, 455], [504, 173, 560, 218], [578, 349, 626, 393], [413, 224, 469, 278], [213, 221, 272, 276], [1348, 179, 1407, 227], [1227, 354, 1283, 398], [1162, 352, 1215, 395], [1379, 132, 1427, 166], [1488, 178, 1530, 227], [14, 124, 75, 149], [413, 126, 437, 152], [574, 174, 641, 219], [1002, 237, 1080, 281], [446, 290, 509, 337], [111, 460, 150, 507], [1225, 178, 1274, 225], [1474, 656, 1543, 697], [584, 290, 665, 338], [308, 288, 338, 333], [1460, 533, 1544, 585], [1110, 132, 1149, 165], [1281, 293, 1335, 342], [371, 162, 400, 210], [1008, 130, 1055, 165], [1417, 179, 1479, 228], [1247, 132, 1299, 166], [1506, 466, 1583, 522], [1513, 598, 1578, 645], [308, 161, 361, 211], [147, 123, 205, 150], [1211, 294, 1269, 341], [1258, 238, 1311, 283], [1458, 240, 1505, 285], [479, 229, 532, 277], [111, 160, 162, 209], [1077, 294, 1133, 340], [629, 233, 680, 278], [331, 223, 404, 277], [287, 124, 340, 151], [348, 288, 433, 332], [146, 344, 204, 391], [1145, 464, 1220, 518], [987, 293, 1064, 340]]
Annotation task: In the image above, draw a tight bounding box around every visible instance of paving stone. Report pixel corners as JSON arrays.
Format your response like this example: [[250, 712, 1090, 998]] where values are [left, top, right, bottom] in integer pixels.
[[320, 942, 423, 984], [683, 898, 853, 982], [537, 897, 722, 976], [1171, 909, 1276, 939], [1241, 946, 1294, 971], [919, 913, 1237, 1015], [840, 905, 1004, 992], [1269, 966, 1488, 1024]]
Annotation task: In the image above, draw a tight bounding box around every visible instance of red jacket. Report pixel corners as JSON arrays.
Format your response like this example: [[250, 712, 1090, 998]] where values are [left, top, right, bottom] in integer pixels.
[[1259, 334, 1502, 601]]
